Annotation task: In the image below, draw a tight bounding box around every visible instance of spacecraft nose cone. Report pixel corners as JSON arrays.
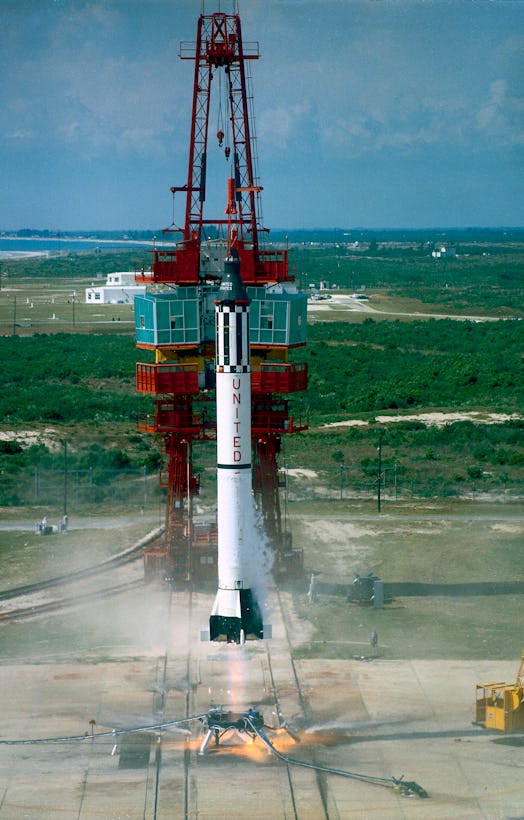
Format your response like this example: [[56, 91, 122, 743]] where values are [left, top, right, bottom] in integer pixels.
[[217, 249, 249, 304]]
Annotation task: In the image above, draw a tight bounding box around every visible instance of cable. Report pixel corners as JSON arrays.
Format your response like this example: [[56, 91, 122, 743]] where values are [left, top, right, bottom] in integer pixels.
[[244, 717, 429, 799], [0, 715, 208, 746], [1, 711, 428, 798]]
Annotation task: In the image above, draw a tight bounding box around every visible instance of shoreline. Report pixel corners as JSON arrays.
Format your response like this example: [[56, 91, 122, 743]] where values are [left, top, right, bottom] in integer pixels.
[[0, 236, 157, 260]]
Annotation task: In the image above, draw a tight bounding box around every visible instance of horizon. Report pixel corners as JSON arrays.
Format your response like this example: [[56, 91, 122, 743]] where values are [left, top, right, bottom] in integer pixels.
[[2, 226, 524, 238]]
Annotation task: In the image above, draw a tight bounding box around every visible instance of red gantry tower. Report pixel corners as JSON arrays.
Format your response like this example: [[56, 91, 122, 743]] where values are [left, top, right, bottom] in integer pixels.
[[135, 8, 307, 582]]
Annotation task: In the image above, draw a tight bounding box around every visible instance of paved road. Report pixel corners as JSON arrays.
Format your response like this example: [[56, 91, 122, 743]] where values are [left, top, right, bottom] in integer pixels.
[[0, 514, 161, 531], [309, 292, 505, 322], [289, 512, 524, 521]]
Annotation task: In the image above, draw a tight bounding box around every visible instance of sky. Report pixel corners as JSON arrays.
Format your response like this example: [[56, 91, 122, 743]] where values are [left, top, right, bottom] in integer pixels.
[[1, 0, 523, 231]]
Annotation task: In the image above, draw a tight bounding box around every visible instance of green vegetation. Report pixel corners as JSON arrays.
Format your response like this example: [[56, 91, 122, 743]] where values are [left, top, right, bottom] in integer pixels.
[[0, 334, 146, 423], [1, 318, 519, 426], [286, 419, 524, 499], [0, 245, 522, 505], [1, 249, 150, 281], [300, 318, 522, 419]]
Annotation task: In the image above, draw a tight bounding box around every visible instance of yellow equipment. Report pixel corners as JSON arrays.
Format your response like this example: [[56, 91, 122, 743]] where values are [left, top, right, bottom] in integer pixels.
[[475, 652, 524, 733]]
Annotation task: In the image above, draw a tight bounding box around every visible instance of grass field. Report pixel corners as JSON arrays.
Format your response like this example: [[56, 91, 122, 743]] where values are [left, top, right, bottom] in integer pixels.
[[1, 498, 522, 664], [1, 265, 523, 501], [0, 276, 136, 335], [0, 276, 477, 336], [0, 516, 158, 590], [288, 498, 524, 662]]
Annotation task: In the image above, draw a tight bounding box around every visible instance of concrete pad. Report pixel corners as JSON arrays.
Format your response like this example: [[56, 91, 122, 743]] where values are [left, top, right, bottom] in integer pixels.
[[1, 584, 523, 818]]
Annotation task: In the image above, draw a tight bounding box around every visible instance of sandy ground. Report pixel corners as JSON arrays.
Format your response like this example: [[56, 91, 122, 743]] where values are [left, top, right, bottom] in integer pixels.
[[0, 577, 523, 819], [321, 411, 523, 429], [2, 409, 521, 458]]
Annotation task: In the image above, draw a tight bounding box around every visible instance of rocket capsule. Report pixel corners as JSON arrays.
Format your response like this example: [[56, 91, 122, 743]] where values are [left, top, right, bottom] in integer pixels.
[[216, 248, 248, 304]]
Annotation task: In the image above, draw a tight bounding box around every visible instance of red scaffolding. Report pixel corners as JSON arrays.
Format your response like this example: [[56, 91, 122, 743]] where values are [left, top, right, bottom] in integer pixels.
[[137, 10, 307, 582]]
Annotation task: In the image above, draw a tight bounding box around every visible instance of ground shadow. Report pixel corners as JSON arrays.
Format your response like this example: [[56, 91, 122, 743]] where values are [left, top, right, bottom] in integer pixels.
[[387, 581, 524, 597], [310, 580, 524, 598]]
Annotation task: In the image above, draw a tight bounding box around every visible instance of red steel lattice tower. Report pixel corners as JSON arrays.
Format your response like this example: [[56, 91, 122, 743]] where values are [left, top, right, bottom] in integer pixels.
[[136, 9, 307, 582]]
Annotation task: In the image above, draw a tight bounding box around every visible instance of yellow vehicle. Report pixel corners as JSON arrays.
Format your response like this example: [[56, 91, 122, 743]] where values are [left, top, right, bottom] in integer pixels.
[[475, 652, 524, 733]]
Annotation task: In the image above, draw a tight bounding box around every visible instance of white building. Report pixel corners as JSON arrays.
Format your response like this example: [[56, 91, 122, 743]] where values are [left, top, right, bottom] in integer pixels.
[[431, 245, 457, 259], [85, 272, 146, 304]]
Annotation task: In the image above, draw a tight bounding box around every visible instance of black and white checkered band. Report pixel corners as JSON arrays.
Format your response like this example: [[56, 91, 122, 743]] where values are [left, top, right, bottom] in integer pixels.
[[215, 303, 250, 369], [218, 365, 250, 374]]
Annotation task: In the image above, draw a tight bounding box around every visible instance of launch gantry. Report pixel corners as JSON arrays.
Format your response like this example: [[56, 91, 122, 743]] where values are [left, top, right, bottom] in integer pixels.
[[135, 9, 307, 582]]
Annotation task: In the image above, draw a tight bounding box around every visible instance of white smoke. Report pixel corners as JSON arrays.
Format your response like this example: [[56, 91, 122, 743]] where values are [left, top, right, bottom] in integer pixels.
[[245, 495, 274, 629]]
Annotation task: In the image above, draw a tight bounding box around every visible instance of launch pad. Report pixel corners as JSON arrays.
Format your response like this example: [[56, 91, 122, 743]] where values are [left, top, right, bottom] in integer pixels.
[[196, 706, 427, 796], [2, 506, 522, 816], [198, 708, 264, 753]]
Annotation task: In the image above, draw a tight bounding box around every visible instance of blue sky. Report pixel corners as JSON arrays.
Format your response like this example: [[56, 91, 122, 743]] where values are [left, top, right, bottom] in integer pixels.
[[1, 0, 522, 231]]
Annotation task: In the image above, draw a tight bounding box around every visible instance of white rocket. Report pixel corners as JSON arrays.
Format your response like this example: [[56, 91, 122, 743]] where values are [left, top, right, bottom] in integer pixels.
[[209, 248, 264, 643]]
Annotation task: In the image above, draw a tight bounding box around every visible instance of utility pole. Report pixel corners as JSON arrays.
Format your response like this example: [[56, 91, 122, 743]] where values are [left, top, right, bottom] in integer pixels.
[[377, 432, 383, 513], [63, 440, 68, 518]]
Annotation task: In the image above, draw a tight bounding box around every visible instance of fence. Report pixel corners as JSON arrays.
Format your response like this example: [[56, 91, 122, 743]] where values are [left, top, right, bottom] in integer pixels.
[[3, 461, 514, 512], [0, 463, 396, 510], [0, 467, 162, 510], [281, 464, 398, 504]]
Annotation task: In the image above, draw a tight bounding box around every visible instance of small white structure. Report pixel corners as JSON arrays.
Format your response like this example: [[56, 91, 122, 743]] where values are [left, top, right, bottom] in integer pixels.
[[431, 245, 457, 259], [85, 272, 146, 304]]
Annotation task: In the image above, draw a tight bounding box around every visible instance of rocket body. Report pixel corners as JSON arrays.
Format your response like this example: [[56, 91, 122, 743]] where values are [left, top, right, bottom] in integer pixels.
[[209, 251, 264, 643]]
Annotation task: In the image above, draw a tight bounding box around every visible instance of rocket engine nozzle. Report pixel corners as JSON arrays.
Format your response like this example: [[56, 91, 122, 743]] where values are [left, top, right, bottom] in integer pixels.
[[210, 588, 264, 643]]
